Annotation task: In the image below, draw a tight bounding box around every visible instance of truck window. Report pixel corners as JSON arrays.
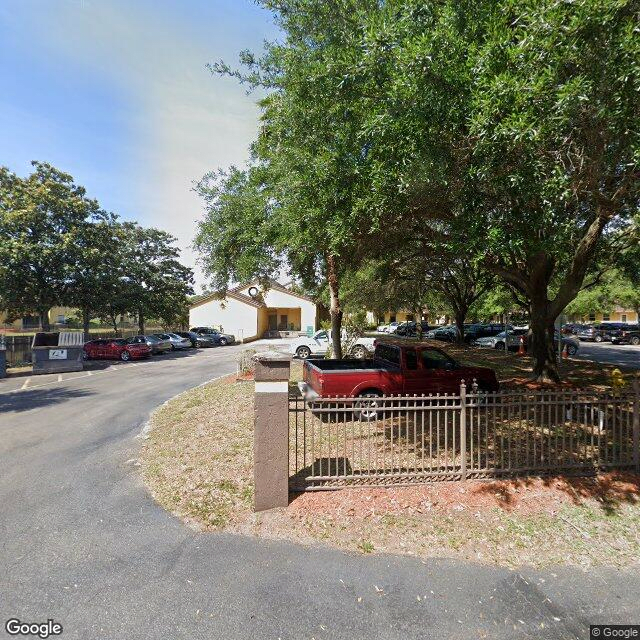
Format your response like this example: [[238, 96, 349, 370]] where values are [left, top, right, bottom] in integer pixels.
[[405, 349, 418, 370], [375, 344, 400, 366], [421, 348, 454, 370]]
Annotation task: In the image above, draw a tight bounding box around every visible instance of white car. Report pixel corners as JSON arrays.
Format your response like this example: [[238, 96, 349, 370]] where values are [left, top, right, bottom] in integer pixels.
[[291, 330, 376, 359], [376, 321, 399, 333]]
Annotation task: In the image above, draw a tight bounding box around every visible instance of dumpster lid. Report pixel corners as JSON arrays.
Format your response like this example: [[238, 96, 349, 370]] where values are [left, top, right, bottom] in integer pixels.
[[59, 332, 84, 347], [32, 332, 60, 348]]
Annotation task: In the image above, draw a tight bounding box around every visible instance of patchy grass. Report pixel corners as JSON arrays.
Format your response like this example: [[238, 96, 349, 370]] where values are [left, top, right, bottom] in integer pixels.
[[141, 368, 640, 569], [420, 339, 638, 390]]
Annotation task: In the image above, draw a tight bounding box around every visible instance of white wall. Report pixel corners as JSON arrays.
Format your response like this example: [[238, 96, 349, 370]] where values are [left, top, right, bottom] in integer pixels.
[[189, 298, 258, 342], [237, 285, 317, 332]]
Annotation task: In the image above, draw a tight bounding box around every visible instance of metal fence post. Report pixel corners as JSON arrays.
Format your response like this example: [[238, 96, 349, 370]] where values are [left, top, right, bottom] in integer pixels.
[[253, 351, 291, 512], [633, 376, 639, 473], [460, 380, 467, 480]]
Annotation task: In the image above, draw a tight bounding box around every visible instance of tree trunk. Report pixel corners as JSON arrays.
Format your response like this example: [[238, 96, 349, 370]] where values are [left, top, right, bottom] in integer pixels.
[[454, 308, 466, 344], [415, 307, 423, 340], [138, 311, 145, 335], [327, 255, 343, 359], [529, 296, 560, 383], [39, 309, 50, 332], [82, 308, 91, 342]]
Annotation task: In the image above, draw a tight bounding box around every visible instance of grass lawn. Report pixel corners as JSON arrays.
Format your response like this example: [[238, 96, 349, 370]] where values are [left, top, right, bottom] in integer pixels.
[[417, 339, 638, 389], [141, 352, 640, 569]]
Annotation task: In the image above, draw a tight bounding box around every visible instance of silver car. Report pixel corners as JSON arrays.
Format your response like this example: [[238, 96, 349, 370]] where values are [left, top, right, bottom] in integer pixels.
[[154, 333, 191, 350], [474, 329, 527, 350]]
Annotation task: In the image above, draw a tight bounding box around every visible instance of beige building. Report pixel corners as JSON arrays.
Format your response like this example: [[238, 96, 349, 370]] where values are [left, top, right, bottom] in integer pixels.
[[0, 306, 76, 332], [567, 307, 639, 324], [189, 281, 318, 342]]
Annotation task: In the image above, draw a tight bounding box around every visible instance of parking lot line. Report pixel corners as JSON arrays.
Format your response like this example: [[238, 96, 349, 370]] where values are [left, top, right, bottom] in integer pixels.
[[20, 378, 30, 390], [58, 374, 63, 382]]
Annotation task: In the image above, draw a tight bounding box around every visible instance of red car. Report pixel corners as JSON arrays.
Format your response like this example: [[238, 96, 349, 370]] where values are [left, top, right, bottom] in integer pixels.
[[299, 340, 499, 399], [83, 338, 151, 362]]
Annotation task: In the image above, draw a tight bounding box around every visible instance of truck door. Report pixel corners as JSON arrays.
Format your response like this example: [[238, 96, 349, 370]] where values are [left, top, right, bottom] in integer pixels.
[[420, 348, 460, 394], [402, 348, 425, 395]]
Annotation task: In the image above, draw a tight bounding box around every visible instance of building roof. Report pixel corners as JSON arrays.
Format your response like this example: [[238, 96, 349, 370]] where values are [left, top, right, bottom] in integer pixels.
[[190, 280, 316, 310], [230, 279, 316, 304]]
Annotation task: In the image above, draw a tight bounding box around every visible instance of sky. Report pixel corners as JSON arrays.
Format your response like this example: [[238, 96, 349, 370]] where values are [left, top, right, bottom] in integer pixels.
[[0, 0, 278, 292]]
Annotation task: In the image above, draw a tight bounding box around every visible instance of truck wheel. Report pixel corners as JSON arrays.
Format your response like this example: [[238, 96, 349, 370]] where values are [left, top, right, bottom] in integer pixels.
[[594, 335, 603, 343], [494, 342, 505, 350], [631, 336, 640, 346], [351, 345, 367, 359], [296, 346, 311, 359], [566, 344, 578, 356], [356, 390, 382, 421]]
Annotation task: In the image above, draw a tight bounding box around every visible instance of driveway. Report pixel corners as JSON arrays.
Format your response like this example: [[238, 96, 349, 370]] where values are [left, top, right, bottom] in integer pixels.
[[0, 343, 637, 639], [572, 341, 640, 369]]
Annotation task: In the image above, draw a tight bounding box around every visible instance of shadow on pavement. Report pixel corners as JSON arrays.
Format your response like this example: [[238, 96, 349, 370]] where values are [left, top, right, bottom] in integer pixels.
[[0, 387, 96, 414]]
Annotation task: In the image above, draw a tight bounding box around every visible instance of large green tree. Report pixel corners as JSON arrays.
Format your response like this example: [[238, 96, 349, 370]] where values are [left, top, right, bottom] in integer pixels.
[[198, 0, 380, 358], [0, 161, 106, 330], [334, 0, 640, 381], [118, 224, 194, 334]]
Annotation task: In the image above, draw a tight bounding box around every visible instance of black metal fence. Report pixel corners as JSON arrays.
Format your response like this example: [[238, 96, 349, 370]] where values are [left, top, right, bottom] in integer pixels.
[[289, 381, 640, 490]]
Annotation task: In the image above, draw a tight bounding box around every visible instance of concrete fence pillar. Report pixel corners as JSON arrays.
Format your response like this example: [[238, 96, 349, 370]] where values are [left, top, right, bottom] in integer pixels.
[[253, 351, 291, 512], [0, 346, 6, 379], [633, 376, 639, 473]]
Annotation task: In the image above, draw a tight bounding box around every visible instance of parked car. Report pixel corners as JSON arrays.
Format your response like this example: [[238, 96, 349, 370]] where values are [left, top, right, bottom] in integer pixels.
[[425, 325, 459, 342], [176, 331, 202, 348], [153, 332, 192, 350], [83, 338, 151, 362], [474, 328, 528, 350], [611, 325, 640, 346], [126, 334, 172, 355], [189, 327, 235, 346], [290, 330, 376, 359], [298, 340, 499, 412], [475, 330, 579, 355], [394, 321, 430, 337], [562, 323, 587, 336], [575, 322, 628, 342], [463, 323, 512, 343], [376, 321, 400, 333]]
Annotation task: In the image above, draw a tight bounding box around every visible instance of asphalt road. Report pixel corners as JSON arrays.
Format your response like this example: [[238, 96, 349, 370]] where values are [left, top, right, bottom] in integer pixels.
[[1, 344, 638, 640], [572, 341, 640, 369]]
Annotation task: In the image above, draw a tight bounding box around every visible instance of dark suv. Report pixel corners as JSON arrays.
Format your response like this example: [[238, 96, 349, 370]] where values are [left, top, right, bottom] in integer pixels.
[[610, 325, 640, 346], [575, 323, 627, 342], [395, 321, 430, 337]]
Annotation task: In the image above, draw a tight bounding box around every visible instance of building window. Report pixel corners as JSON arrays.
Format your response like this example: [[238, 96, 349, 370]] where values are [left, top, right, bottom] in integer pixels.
[[57, 314, 66, 323], [406, 314, 414, 322], [603, 313, 610, 321], [389, 314, 396, 323], [588, 313, 596, 322], [621, 314, 627, 323]]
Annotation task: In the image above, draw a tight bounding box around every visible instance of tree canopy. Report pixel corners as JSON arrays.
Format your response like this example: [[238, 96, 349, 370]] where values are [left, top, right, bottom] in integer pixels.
[[196, 0, 639, 381], [0, 161, 193, 335]]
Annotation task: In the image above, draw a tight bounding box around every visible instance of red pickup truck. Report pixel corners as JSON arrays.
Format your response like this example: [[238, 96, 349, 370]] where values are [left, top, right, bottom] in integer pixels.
[[299, 340, 499, 399]]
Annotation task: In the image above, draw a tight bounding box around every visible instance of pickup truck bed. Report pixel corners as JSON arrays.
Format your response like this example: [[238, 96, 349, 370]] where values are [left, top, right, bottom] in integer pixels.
[[305, 358, 398, 372], [300, 340, 499, 399]]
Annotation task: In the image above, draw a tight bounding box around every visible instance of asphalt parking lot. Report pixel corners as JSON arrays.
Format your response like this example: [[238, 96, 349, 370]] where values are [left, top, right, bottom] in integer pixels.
[[572, 340, 640, 369], [1, 337, 639, 639]]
